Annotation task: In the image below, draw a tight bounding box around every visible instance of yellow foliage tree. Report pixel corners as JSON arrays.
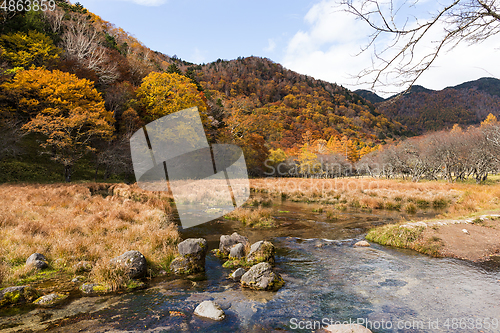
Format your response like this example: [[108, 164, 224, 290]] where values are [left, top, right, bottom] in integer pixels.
[[0, 31, 61, 68], [298, 143, 321, 176], [481, 113, 498, 127], [137, 72, 207, 122], [327, 135, 343, 154], [268, 148, 287, 164], [451, 123, 462, 133], [2, 68, 114, 182]]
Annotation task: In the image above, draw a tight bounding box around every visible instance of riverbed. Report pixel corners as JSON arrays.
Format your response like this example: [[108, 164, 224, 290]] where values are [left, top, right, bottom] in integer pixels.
[[1, 201, 499, 332]]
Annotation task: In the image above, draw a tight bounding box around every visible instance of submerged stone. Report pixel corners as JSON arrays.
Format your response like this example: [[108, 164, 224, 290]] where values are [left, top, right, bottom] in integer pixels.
[[33, 293, 69, 307], [193, 300, 226, 321], [354, 240, 370, 247], [321, 324, 373, 333]]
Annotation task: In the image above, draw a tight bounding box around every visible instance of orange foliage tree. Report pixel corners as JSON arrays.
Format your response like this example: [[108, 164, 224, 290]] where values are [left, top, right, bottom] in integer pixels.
[[2, 68, 114, 181]]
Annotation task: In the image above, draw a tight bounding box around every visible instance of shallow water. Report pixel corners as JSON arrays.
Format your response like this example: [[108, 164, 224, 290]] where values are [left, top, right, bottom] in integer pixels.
[[1, 201, 499, 333]]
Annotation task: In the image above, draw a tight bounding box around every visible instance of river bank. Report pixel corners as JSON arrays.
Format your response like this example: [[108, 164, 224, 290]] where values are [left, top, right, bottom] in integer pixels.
[[1, 187, 500, 332], [366, 213, 500, 261]]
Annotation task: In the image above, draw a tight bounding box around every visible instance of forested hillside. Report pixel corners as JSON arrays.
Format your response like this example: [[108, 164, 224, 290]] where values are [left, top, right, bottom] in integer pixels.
[[0, 1, 405, 181], [371, 79, 500, 134]]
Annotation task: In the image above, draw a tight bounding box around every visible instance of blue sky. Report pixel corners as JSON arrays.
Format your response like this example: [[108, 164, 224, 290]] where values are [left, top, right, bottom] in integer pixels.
[[78, 0, 500, 97]]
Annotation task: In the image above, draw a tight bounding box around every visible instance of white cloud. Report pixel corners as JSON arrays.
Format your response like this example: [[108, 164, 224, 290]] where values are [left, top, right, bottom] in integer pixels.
[[283, 0, 373, 90], [284, 0, 500, 98], [264, 38, 276, 52], [191, 48, 206, 64]]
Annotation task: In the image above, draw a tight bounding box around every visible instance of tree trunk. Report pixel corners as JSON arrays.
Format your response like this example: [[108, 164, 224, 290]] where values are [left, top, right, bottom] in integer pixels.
[[64, 165, 72, 182]]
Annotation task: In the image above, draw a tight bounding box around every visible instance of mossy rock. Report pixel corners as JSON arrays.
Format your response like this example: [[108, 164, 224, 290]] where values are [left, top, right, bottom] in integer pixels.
[[126, 280, 146, 290], [240, 262, 284, 292], [246, 241, 275, 265], [222, 258, 249, 269], [169, 257, 205, 274], [33, 292, 69, 307], [80, 283, 108, 295], [212, 249, 228, 259], [0, 286, 39, 307]]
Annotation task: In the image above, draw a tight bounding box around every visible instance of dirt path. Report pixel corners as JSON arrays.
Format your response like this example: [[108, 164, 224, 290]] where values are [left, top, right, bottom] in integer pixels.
[[404, 214, 500, 261]]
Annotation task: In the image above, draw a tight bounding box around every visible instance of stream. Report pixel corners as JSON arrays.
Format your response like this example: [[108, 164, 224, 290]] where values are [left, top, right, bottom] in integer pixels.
[[1, 201, 499, 332]]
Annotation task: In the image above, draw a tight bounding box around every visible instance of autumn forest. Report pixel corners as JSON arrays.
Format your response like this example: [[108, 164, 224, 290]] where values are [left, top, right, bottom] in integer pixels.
[[1, 1, 500, 183]]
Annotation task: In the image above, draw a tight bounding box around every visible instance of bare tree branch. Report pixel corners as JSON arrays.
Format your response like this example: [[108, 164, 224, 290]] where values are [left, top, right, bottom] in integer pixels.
[[338, 0, 500, 94]]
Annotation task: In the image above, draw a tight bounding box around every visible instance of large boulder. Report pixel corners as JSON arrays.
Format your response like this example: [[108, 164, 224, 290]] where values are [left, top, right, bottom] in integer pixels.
[[240, 262, 284, 291], [26, 253, 48, 270], [218, 232, 249, 256], [246, 241, 275, 265], [229, 243, 245, 259], [109, 250, 147, 279], [0, 286, 39, 307], [193, 300, 225, 321], [170, 238, 208, 274], [33, 293, 69, 307]]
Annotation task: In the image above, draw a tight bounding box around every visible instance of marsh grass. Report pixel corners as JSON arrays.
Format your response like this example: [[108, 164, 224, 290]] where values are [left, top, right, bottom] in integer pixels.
[[90, 260, 129, 292], [250, 177, 500, 217], [0, 183, 180, 287], [225, 207, 275, 228]]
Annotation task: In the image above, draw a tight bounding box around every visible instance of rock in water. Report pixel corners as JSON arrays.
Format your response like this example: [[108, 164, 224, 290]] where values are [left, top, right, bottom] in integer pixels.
[[170, 238, 208, 274], [219, 232, 249, 256], [178, 238, 207, 258], [109, 250, 147, 279], [230, 267, 246, 281], [246, 241, 275, 265], [321, 324, 373, 333], [229, 243, 245, 259], [26, 253, 48, 269], [194, 300, 225, 321], [240, 262, 284, 291], [354, 240, 370, 247]]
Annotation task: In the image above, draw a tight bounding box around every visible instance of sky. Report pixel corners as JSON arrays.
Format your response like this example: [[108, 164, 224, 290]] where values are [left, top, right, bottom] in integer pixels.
[[78, 0, 500, 98]]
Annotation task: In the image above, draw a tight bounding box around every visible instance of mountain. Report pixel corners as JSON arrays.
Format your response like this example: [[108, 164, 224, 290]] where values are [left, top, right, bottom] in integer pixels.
[[354, 89, 385, 104], [374, 78, 500, 134], [451, 77, 500, 98], [0, 1, 407, 180], [184, 57, 406, 147]]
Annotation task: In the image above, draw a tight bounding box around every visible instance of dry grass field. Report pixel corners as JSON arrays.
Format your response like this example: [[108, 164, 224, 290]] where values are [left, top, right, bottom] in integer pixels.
[[250, 177, 500, 218], [2, 177, 500, 288], [0, 183, 179, 288]]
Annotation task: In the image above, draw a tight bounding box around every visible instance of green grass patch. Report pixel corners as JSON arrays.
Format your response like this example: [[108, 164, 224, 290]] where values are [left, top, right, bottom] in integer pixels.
[[366, 224, 425, 248]]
